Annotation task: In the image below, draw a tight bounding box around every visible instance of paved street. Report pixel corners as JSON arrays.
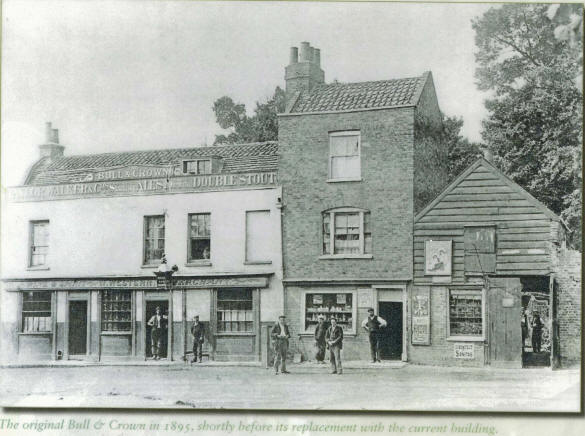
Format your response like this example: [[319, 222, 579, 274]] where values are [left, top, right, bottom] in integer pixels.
[[0, 363, 580, 411]]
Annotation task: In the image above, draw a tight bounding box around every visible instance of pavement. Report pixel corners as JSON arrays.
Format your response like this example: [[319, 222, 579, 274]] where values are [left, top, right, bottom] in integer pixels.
[[0, 362, 580, 411]]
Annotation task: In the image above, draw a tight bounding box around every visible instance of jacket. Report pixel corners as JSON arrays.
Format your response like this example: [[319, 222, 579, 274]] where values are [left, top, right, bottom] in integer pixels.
[[314, 322, 327, 343], [191, 322, 205, 343], [325, 325, 344, 349], [271, 322, 291, 342]]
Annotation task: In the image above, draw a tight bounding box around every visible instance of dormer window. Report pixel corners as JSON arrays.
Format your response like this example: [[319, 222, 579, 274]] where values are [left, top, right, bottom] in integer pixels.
[[183, 159, 211, 175]]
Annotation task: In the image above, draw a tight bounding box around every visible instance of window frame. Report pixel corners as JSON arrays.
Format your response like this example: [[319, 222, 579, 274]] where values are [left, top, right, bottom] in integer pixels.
[[320, 208, 372, 259], [446, 287, 486, 342], [143, 215, 166, 266], [187, 212, 212, 265], [101, 290, 133, 334], [28, 220, 50, 269], [300, 289, 357, 335], [182, 159, 212, 175], [20, 291, 53, 334], [463, 224, 497, 276], [215, 288, 255, 335], [327, 130, 362, 182], [244, 210, 272, 265]]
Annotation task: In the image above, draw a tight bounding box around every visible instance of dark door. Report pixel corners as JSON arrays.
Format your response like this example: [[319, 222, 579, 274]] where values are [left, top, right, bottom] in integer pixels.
[[378, 302, 403, 360], [145, 300, 169, 359], [68, 300, 87, 355], [489, 287, 522, 367]]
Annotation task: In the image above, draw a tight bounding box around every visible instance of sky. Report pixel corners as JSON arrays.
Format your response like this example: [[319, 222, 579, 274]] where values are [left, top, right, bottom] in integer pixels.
[[1, 0, 495, 186]]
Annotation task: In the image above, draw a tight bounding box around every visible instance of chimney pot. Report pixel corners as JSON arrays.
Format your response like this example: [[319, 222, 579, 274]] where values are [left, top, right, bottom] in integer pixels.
[[299, 41, 311, 62], [289, 47, 298, 65], [51, 129, 59, 144], [45, 122, 53, 143], [313, 48, 321, 67], [39, 122, 64, 159]]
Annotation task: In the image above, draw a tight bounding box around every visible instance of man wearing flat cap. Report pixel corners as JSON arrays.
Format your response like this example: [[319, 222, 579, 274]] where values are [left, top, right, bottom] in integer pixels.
[[314, 314, 327, 364], [362, 307, 387, 363], [531, 311, 544, 353], [190, 315, 205, 363], [326, 317, 344, 374], [271, 315, 291, 374]]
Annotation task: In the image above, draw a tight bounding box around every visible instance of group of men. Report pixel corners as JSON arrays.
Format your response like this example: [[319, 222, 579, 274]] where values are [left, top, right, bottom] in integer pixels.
[[271, 307, 388, 375]]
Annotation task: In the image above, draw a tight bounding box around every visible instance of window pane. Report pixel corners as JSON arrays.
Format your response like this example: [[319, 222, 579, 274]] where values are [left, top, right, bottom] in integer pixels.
[[31, 222, 49, 267], [334, 212, 360, 254], [449, 290, 483, 337], [304, 292, 354, 332], [22, 292, 52, 332], [198, 160, 211, 174], [217, 289, 253, 332], [144, 216, 165, 263], [101, 290, 132, 332], [246, 211, 271, 262]]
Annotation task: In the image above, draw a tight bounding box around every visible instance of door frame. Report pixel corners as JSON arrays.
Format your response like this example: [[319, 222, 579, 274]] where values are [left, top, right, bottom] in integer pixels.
[[374, 285, 407, 361], [142, 293, 171, 361], [65, 292, 91, 360]]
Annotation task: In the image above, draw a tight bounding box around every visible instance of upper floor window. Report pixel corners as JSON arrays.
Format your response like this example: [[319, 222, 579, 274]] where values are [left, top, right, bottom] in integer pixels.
[[464, 226, 496, 275], [329, 131, 360, 181], [183, 159, 211, 175], [245, 210, 271, 264], [144, 215, 165, 265], [322, 208, 371, 257], [30, 220, 49, 267], [188, 213, 211, 262]]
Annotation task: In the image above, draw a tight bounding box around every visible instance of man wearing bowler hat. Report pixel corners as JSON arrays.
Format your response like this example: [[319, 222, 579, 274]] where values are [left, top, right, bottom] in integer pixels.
[[271, 315, 291, 374], [362, 307, 387, 362]]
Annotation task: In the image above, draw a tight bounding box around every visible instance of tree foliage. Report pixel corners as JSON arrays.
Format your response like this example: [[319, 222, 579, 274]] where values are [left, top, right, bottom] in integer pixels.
[[212, 87, 286, 145], [473, 4, 583, 249]]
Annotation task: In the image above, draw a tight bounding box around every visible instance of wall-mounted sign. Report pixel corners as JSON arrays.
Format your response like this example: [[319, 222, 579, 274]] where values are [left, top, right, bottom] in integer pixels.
[[454, 343, 475, 359], [313, 294, 323, 304], [411, 287, 430, 345], [425, 240, 452, 276], [502, 297, 514, 308], [8, 171, 278, 202], [357, 289, 373, 308], [336, 294, 347, 304]]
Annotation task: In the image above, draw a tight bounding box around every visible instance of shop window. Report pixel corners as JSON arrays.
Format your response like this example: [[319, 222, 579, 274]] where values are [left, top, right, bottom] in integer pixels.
[[29, 220, 49, 267], [329, 131, 361, 180], [101, 291, 132, 332], [144, 215, 165, 265], [22, 291, 52, 332], [217, 289, 253, 333], [322, 209, 371, 256], [188, 213, 211, 262], [448, 289, 485, 340], [303, 292, 355, 333], [464, 226, 496, 274], [245, 210, 271, 263], [183, 159, 211, 175]]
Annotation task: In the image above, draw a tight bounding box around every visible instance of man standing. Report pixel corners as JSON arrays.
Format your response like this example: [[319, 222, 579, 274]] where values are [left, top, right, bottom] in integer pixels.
[[326, 317, 344, 375], [531, 311, 544, 353], [190, 315, 205, 363], [271, 315, 291, 375], [314, 314, 327, 364], [147, 306, 168, 360], [361, 307, 387, 362]]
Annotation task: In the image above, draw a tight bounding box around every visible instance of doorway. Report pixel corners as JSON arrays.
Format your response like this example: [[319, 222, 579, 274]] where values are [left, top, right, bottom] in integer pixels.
[[68, 300, 88, 356], [378, 302, 403, 360], [145, 300, 169, 359]]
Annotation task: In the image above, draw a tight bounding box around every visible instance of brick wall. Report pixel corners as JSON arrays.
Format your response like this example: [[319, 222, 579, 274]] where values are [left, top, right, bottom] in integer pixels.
[[553, 248, 581, 367], [407, 286, 486, 367], [278, 108, 415, 280]]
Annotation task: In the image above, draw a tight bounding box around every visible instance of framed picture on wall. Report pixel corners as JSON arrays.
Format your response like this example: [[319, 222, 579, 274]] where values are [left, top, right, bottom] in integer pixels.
[[424, 240, 452, 276]]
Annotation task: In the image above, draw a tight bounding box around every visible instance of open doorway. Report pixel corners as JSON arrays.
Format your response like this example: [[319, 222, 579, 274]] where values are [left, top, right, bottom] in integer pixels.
[[68, 300, 88, 357], [521, 277, 550, 368], [145, 300, 169, 360], [378, 302, 403, 360]]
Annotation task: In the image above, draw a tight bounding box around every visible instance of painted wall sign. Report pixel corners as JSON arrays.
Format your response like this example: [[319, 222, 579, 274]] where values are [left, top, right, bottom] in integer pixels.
[[173, 276, 268, 289], [357, 289, 373, 308], [412, 287, 430, 345], [425, 240, 452, 276], [454, 343, 475, 359], [7, 171, 278, 202]]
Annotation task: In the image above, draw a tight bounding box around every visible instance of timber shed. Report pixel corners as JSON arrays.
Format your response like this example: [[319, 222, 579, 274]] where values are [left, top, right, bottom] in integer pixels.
[[410, 157, 580, 368]]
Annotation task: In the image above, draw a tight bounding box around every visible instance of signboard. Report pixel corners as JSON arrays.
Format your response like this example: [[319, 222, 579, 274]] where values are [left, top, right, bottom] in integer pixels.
[[411, 287, 430, 345], [312, 294, 323, 304], [424, 240, 452, 276], [357, 289, 373, 308], [7, 171, 278, 202], [336, 293, 347, 304], [454, 343, 475, 359]]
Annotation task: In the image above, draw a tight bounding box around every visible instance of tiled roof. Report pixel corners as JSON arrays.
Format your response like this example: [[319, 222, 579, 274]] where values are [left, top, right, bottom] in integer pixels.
[[25, 141, 278, 185], [290, 73, 428, 113]]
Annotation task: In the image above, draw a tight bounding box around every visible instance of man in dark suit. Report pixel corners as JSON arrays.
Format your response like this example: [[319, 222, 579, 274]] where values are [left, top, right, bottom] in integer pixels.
[[326, 317, 344, 375], [314, 314, 327, 364], [531, 311, 544, 353], [271, 315, 291, 374], [190, 315, 205, 363]]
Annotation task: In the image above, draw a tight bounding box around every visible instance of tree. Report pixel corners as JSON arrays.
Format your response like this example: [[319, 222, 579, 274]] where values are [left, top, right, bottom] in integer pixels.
[[212, 87, 286, 145], [473, 4, 583, 249]]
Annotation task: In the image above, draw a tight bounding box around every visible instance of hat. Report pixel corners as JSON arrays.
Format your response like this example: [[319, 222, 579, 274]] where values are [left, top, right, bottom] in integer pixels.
[[367, 308, 375, 312], [193, 315, 199, 318], [317, 314, 325, 320], [330, 317, 337, 322], [278, 315, 286, 319]]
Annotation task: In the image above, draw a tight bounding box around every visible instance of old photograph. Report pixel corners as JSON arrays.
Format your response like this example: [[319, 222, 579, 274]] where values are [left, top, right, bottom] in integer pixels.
[[0, 0, 582, 411]]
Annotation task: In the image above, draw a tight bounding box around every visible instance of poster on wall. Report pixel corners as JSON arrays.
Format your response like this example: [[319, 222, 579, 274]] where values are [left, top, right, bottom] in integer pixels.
[[424, 240, 452, 276], [336, 293, 347, 304], [312, 294, 323, 304], [412, 288, 430, 345]]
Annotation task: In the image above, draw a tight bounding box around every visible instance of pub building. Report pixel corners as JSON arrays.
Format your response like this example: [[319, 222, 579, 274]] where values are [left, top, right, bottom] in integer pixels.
[[411, 157, 580, 368], [1, 123, 283, 363]]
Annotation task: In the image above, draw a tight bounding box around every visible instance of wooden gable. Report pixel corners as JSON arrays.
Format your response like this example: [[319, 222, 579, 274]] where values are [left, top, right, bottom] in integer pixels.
[[414, 158, 559, 283]]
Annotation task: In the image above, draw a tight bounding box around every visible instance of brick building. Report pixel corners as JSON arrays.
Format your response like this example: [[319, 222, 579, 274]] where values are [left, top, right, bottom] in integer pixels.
[[278, 42, 448, 361]]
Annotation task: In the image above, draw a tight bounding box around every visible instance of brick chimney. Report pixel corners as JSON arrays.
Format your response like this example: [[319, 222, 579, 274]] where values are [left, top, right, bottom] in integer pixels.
[[39, 122, 64, 160], [285, 42, 325, 103]]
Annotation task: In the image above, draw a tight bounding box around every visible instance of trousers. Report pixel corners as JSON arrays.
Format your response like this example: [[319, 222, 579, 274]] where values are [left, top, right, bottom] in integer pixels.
[[273, 339, 288, 372], [192, 341, 203, 361], [315, 341, 326, 362], [329, 345, 342, 373], [369, 332, 381, 361], [151, 328, 163, 357], [532, 330, 543, 353]]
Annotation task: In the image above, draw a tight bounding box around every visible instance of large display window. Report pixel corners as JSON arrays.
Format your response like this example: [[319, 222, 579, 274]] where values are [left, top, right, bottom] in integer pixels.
[[301, 290, 357, 334], [101, 290, 132, 332], [447, 288, 485, 340]]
